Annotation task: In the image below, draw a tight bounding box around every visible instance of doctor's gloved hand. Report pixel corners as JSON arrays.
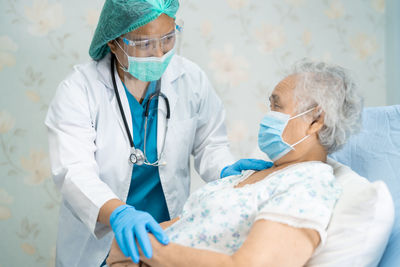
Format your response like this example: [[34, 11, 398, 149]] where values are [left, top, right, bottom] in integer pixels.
[[109, 205, 169, 263], [220, 159, 274, 178]]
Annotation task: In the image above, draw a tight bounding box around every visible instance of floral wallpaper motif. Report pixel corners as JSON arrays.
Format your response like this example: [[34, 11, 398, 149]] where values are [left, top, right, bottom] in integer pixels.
[[0, 0, 386, 266]]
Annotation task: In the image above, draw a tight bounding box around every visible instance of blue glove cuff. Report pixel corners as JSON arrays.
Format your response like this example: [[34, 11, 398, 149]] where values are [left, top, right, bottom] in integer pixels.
[[220, 166, 229, 178], [110, 204, 134, 226]]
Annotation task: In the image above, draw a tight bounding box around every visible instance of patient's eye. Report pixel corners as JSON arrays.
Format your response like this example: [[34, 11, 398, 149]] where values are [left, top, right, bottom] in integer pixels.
[[269, 94, 282, 110], [269, 100, 281, 110]]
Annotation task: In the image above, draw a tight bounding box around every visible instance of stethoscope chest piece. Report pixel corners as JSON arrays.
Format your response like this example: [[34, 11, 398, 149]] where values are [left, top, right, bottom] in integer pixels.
[[129, 148, 145, 165]]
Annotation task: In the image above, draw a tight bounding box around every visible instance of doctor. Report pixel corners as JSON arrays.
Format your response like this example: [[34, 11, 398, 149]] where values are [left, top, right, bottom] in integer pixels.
[[45, 0, 270, 266]]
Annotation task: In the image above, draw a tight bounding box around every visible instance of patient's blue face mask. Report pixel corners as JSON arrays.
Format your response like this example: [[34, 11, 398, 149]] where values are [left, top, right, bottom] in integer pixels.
[[258, 108, 315, 162]]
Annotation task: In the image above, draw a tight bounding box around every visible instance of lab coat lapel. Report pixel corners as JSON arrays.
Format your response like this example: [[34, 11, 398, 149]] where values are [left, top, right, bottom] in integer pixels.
[[97, 55, 133, 146], [157, 57, 182, 158], [157, 77, 177, 159], [111, 66, 133, 145]]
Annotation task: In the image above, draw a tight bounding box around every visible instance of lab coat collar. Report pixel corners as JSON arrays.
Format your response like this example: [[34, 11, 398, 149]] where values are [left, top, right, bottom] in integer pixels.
[[95, 52, 184, 155], [95, 53, 113, 89], [95, 53, 183, 117]]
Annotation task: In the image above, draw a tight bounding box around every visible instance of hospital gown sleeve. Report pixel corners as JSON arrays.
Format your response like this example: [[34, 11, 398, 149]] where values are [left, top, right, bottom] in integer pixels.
[[255, 172, 341, 251]]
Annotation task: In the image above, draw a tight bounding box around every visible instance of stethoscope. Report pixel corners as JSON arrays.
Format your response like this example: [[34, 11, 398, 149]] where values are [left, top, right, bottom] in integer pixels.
[[111, 55, 170, 166]]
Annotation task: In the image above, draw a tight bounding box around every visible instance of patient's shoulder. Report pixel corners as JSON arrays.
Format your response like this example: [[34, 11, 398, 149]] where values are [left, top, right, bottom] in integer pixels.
[[280, 161, 335, 183]]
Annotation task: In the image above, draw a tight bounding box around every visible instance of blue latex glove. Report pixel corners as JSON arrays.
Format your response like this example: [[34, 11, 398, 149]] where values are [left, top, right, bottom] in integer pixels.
[[109, 205, 169, 263], [220, 159, 274, 178]]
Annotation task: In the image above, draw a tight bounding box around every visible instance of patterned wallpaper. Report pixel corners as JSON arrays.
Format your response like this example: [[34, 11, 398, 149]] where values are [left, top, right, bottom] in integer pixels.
[[0, 0, 386, 266]]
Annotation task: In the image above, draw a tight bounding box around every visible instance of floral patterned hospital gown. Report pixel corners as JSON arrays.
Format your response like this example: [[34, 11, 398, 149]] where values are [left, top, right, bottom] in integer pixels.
[[164, 161, 342, 255]]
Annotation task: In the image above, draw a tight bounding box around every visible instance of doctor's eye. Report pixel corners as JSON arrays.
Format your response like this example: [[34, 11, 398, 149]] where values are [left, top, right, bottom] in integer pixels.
[[138, 40, 151, 49], [165, 34, 175, 43]]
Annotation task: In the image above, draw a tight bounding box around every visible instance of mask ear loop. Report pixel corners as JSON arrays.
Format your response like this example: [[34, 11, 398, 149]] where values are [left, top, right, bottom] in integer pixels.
[[288, 106, 318, 149], [113, 39, 130, 73], [289, 106, 316, 120], [290, 134, 310, 148]]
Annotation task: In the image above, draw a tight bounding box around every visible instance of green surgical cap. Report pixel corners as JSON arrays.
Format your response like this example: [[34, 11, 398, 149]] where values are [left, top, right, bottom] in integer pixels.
[[89, 0, 179, 60]]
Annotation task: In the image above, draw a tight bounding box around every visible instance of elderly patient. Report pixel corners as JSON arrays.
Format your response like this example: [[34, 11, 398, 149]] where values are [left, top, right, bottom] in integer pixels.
[[106, 59, 363, 267]]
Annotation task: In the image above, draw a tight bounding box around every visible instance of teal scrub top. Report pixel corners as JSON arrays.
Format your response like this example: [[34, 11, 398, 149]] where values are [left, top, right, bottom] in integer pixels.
[[123, 81, 170, 223]]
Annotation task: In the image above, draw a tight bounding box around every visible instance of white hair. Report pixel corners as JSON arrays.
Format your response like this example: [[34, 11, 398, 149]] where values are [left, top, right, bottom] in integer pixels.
[[289, 59, 363, 154]]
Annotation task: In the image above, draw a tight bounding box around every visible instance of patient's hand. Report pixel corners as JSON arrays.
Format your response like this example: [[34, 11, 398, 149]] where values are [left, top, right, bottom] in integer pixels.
[[106, 238, 139, 267], [106, 218, 178, 267]]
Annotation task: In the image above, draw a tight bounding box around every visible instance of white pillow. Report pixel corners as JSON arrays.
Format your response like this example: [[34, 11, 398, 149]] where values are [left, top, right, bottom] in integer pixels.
[[306, 158, 395, 267]]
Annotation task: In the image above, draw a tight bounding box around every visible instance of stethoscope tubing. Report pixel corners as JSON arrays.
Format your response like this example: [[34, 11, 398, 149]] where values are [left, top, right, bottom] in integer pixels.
[[110, 55, 169, 166]]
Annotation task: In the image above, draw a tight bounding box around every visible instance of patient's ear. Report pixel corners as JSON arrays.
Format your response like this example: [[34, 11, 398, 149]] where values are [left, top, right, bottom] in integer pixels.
[[307, 109, 325, 135]]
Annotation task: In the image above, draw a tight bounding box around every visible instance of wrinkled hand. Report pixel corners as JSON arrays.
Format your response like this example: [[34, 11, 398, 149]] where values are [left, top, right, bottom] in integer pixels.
[[220, 159, 273, 178], [106, 238, 139, 267], [139, 234, 165, 267], [110, 205, 169, 263]]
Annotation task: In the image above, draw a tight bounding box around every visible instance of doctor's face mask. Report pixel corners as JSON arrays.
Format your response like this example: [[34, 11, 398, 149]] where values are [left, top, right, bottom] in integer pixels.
[[115, 39, 175, 82], [113, 15, 180, 82]]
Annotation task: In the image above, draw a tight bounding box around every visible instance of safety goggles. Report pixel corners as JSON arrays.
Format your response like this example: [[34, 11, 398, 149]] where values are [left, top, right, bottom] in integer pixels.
[[120, 24, 183, 53]]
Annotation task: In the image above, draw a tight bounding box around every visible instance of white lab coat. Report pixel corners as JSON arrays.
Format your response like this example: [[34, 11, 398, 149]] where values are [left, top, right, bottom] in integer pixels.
[[45, 53, 234, 267]]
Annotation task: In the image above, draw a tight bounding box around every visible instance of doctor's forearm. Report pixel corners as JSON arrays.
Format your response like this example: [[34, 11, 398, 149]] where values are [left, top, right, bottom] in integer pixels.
[[98, 198, 125, 226]]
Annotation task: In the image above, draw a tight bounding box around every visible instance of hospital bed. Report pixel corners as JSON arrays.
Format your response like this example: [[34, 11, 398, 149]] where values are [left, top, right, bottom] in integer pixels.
[[330, 105, 400, 266]]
